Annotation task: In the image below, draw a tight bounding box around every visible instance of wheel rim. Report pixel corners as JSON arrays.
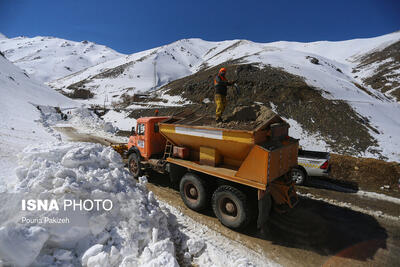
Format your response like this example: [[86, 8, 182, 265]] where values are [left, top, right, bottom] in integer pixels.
[[292, 169, 304, 184], [129, 158, 139, 175], [184, 182, 199, 204], [218, 196, 238, 222]]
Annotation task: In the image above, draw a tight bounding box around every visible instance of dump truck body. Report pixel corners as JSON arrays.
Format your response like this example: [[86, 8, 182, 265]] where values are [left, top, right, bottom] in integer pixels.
[[159, 122, 298, 190]]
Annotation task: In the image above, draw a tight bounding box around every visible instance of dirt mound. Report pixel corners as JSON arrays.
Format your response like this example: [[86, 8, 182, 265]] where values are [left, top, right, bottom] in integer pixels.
[[128, 104, 277, 131], [227, 106, 258, 122], [161, 63, 379, 156], [330, 154, 400, 196]]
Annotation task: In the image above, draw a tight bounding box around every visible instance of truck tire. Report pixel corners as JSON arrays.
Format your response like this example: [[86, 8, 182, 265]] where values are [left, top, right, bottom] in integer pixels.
[[128, 153, 142, 179], [179, 173, 208, 211], [291, 167, 306, 185], [212, 185, 251, 229]]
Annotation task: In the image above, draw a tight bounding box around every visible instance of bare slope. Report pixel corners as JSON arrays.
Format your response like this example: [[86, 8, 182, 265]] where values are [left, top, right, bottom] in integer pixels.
[[160, 63, 379, 156]]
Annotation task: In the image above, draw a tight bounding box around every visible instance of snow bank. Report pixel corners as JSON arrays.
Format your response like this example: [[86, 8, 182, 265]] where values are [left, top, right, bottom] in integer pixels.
[[65, 107, 117, 134], [101, 110, 137, 132], [0, 142, 178, 267], [36, 106, 128, 145]]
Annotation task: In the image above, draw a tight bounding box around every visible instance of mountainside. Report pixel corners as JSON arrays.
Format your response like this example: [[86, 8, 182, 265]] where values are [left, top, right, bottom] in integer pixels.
[[47, 32, 400, 103], [0, 53, 76, 186], [0, 35, 123, 83], [21, 32, 400, 161], [353, 40, 400, 101], [48, 38, 218, 104]]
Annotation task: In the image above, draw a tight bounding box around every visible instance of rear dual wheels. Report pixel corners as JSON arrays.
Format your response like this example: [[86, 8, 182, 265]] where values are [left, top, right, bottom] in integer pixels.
[[212, 185, 252, 229], [179, 173, 252, 229]]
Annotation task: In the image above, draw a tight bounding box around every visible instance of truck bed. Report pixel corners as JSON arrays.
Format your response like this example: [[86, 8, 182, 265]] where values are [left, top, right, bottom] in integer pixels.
[[163, 115, 259, 131]]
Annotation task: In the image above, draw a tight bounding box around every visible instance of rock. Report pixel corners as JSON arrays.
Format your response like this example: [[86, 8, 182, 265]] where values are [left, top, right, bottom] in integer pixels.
[[306, 56, 320, 65]]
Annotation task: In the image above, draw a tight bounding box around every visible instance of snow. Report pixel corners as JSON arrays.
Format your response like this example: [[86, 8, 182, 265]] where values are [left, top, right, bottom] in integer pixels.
[[0, 35, 123, 83], [0, 142, 178, 266], [0, 225, 49, 267], [269, 31, 400, 64], [0, 33, 7, 40], [102, 110, 137, 131], [0, 140, 266, 266], [62, 107, 118, 135], [357, 190, 400, 205], [0, 54, 76, 191], [36, 105, 128, 144]]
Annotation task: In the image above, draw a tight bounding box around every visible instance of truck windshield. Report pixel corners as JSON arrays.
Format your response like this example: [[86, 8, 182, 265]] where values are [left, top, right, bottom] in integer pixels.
[[137, 123, 145, 135]]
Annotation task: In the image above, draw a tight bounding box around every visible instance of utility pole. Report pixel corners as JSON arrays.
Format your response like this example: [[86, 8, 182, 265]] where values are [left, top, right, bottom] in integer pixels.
[[104, 94, 108, 110], [153, 60, 157, 91]]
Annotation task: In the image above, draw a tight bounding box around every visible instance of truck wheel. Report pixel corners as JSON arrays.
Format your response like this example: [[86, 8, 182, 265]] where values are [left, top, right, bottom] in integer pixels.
[[128, 153, 142, 179], [212, 185, 251, 229], [179, 173, 208, 211], [291, 167, 306, 185]]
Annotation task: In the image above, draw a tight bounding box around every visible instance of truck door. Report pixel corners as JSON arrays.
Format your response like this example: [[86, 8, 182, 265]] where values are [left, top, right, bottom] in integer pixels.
[[136, 122, 147, 158]]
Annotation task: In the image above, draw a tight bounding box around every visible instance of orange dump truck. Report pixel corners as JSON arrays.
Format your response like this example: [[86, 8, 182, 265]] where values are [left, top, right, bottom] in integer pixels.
[[125, 111, 299, 229]]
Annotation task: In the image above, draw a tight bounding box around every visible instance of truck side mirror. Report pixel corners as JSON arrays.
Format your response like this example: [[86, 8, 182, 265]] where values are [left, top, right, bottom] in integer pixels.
[[130, 126, 136, 136]]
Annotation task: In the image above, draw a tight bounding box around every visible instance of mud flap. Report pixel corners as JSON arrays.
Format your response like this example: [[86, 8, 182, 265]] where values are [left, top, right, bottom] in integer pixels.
[[269, 175, 299, 213], [257, 189, 272, 229]]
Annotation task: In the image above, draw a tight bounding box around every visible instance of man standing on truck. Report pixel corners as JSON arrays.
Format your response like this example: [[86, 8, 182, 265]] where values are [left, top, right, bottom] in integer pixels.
[[214, 67, 236, 122]]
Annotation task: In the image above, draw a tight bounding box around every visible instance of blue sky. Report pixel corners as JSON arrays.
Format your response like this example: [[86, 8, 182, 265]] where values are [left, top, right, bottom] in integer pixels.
[[0, 0, 399, 54]]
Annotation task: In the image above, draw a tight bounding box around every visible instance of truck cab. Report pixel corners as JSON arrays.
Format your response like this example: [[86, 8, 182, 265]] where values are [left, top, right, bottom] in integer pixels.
[[127, 116, 169, 160]]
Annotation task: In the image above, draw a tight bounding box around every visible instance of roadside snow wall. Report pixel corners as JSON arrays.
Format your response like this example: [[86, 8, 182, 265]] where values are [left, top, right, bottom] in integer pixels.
[[0, 142, 178, 267]]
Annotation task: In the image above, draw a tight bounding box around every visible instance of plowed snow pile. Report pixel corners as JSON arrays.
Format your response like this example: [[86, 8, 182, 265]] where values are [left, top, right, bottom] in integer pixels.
[[0, 142, 178, 267]]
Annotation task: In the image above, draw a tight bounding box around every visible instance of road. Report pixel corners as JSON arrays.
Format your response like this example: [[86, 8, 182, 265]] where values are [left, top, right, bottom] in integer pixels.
[[55, 126, 400, 267]]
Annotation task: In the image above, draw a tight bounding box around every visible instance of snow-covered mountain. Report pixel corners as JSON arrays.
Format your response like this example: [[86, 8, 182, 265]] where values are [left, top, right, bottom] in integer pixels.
[[46, 32, 400, 161], [48, 32, 400, 104], [0, 35, 123, 83]]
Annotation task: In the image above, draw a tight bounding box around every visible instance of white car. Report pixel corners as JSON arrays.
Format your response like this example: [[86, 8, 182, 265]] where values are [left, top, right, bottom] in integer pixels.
[[291, 150, 330, 185]]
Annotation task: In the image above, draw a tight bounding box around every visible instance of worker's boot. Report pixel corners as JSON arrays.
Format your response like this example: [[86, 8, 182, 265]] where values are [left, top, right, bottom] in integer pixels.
[[216, 117, 222, 123]]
